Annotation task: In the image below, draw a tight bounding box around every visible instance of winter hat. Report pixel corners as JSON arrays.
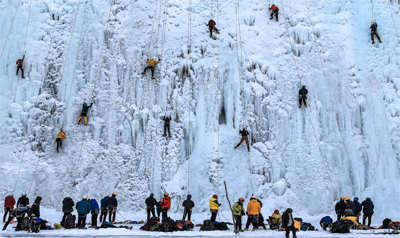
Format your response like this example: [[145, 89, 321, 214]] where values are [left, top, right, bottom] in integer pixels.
[[35, 196, 42, 203], [286, 208, 293, 213], [150, 193, 154, 197], [274, 209, 279, 214], [187, 194, 192, 199]]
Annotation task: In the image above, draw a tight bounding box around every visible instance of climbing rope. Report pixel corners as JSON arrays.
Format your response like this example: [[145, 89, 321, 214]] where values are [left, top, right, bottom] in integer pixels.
[[216, 0, 220, 197], [304, 0, 362, 200], [13, 0, 63, 196], [22, 0, 33, 54], [387, 0, 400, 44], [147, 0, 161, 59], [70, 0, 114, 196], [186, 0, 193, 194], [280, 0, 337, 199], [372, 0, 374, 22], [0, 0, 21, 62]]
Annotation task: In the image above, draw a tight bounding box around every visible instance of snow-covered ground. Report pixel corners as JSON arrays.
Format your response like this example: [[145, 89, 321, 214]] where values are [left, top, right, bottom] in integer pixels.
[[0, 0, 400, 231]]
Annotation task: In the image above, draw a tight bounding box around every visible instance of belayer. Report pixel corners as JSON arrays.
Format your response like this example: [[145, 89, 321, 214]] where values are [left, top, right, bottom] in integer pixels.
[[370, 22, 382, 44], [234, 128, 250, 152], [232, 197, 245, 232], [107, 192, 118, 223], [16, 55, 25, 78], [2, 207, 29, 231], [163, 115, 171, 138], [56, 130, 66, 153], [142, 57, 160, 79], [209, 194, 221, 222], [206, 19, 220, 38], [17, 192, 29, 219], [269, 4, 279, 21], [298, 85, 308, 108], [182, 194, 195, 221], [77, 102, 93, 126], [145, 193, 157, 221]]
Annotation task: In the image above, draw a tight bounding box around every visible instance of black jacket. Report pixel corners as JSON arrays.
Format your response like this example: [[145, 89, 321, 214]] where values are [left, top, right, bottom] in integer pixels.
[[299, 87, 308, 96], [107, 195, 118, 207], [182, 199, 195, 210], [239, 129, 249, 137], [17, 196, 29, 207], [145, 197, 157, 208], [361, 198, 374, 215], [30, 203, 40, 217], [257, 199, 263, 208], [281, 210, 294, 228], [335, 200, 346, 213], [81, 103, 93, 113], [62, 197, 75, 213], [346, 200, 356, 214]]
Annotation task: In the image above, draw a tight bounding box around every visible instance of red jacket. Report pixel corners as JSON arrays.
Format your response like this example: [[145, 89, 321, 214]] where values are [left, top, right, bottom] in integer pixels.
[[4, 196, 16, 208], [16, 59, 24, 66], [161, 196, 171, 210], [269, 5, 279, 10]]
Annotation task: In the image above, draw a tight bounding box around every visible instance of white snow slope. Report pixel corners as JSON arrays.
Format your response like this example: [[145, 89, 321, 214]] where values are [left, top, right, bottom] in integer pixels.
[[1, 0, 400, 219]]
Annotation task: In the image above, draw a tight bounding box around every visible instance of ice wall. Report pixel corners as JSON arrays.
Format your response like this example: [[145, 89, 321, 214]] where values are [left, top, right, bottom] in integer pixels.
[[0, 0, 399, 217]]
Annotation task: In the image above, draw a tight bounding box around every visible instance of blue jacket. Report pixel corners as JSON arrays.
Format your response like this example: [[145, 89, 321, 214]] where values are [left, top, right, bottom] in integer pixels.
[[320, 216, 333, 223], [354, 200, 362, 213], [76, 199, 91, 214], [101, 197, 108, 208], [90, 199, 99, 212]]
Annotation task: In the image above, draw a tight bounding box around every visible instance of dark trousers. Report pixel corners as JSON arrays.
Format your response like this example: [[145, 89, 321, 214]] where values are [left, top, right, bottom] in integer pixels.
[[16, 66, 24, 77], [109, 211, 116, 223], [245, 215, 258, 229], [299, 95, 307, 106], [2, 216, 13, 230], [363, 214, 372, 227], [56, 138, 62, 151], [147, 207, 156, 221], [270, 10, 279, 21], [3, 208, 12, 222], [285, 225, 297, 238], [100, 211, 107, 223], [336, 212, 344, 221], [183, 208, 192, 221], [164, 125, 171, 137], [77, 213, 87, 228], [210, 211, 218, 222], [234, 215, 242, 230], [162, 211, 168, 220], [371, 31, 381, 42], [236, 137, 249, 150], [62, 212, 70, 223], [209, 26, 219, 37], [143, 66, 155, 77], [91, 213, 98, 227]]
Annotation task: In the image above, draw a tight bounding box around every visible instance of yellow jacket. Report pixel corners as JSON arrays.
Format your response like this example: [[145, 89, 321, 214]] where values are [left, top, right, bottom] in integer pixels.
[[209, 198, 220, 211], [342, 215, 358, 226], [271, 213, 282, 223], [146, 59, 159, 66], [57, 131, 66, 139], [246, 200, 261, 215]]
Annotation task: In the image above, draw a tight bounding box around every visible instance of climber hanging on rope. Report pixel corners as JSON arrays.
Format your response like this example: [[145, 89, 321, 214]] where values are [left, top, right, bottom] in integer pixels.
[[56, 130, 66, 153], [16, 55, 25, 78], [163, 115, 171, 138], [370, 22, 382, 44], [77, 102, 93, 126], [142, 57, 160, 79], [299, 85, 308, 108], [269, 4, 279, 22], [206, 19, 220, 38], [234, 128, 250, 152]]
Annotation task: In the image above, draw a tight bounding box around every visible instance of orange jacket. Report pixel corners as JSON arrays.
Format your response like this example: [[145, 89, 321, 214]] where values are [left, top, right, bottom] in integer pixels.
[[269, 5, 279, 10], [57, 131, 66, 139], [161, 196, 171, 210], [246, 200, 261, 215]]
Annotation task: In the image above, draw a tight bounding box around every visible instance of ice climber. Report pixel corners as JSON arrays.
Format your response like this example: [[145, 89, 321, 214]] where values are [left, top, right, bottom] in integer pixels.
[[232, 197, 245, 232], [3, 195, 15, 223], [77, 102, 93, 126], [182, 194, 195, 221], [2, 207, 29, 231], [145, 193, 157, 221], [361, 197, 374, 227], [16, 55, 25, 78], [76, 195, 91, 229], [161, 193, 171, 220], [244, 195, 260, 231], [320, 216, 333, 231], [370, 22, 382, 44], [17, 192, 29, 219], [234, 128, 250, 152], [298, 85, 308, 108], [100, 195, 110, 223], [163, 115, 172, 137], [209, 194, 221, 222], [89, 198, 99, 227], [335, 197, 346, 221], [56, 130, 66, 153], [269, 4, 279, 21], [62, 197, 74, 225], [142, 57, 160, 79], [268, 209, 282, 230], [282, 208, 296, 238], [206, 19, 220, 38], [107, 193, 118, 223]]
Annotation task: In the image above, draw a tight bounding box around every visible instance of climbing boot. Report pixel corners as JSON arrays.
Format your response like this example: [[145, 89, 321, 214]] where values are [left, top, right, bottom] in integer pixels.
[[16, 73, 18, 75], [84, 123, 88, 126], [305, 105, 307, 107], [299, 105, 302, 108], [372, 41, 375, 44], [142, 72, 145, 74], [163, 134, 166, 137], [57, 150, 59, 153], [244, 228, 249, 231], [234, 146, 238, 149], [152, 77, 155, 79], [248, 148, 250, 152], [379, 40, 382, 43], [239, 229, 244, 232], [21, 76, 25, 78], [270, 17, 273, 20], [252, 228, 256, 231]]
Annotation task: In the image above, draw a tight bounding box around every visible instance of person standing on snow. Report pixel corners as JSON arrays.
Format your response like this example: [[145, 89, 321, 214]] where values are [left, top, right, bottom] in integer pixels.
[[61, 197, 74, 224], [234, 128, 250, 152], [107, 193, 118, 223], [163, 115, 172, 138], [142, 57, 160, 79], [299, 85, 308, 108], [206, 19, 220, 38], [344, 197, 356, 214], [269, 4, 279, 21], [335, 197, 346, 221], [16, 192, 29, 219], [282, 208, 296, 238], [89, 198, 100, 227], [182, 194, 195, 221], [3, 195, 15, 223], [145, 193, 157, 220], [100, 195, 110, 223], [161, 193, 171, 220], [370, 22, 382, 44], [76, 195, 91, 229], [29, 196, 42, 218], [56, 130, 66, 153], [2, 207, 29, 231], [244, 196, 260, 231], [232, 197, 245, 232], [77, 102, 93, 126], [209, 194, 221, 222], [361, 197, 374, 227], [16, 55, 25, 78], [354, 197, 362, 223]]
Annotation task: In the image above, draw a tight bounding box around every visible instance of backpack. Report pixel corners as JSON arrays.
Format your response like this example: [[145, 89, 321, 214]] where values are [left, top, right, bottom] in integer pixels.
[[22, 217, 31, 231], [294, 217, 303, 225], [175, 220, 188, 231], [162, 217, 176, 232], [200, 219, 214, 231], [382, 218, 392, 229], [185, 220, 194, 229], [389, 221, 400, 231], [331, 220, 355, 233], [301, 222, 314, 231], [214, 222, 229, 231], [63, 214, 76, 229], [140, 217, 159, 231], [31, 218, 42, 233], [150, 222, 163, 231]]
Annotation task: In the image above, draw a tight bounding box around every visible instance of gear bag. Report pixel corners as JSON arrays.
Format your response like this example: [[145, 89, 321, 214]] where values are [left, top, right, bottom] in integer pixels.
[[381, 218, 392, 229], [331, 220, 355, 233], [214, 222, 229, 230], [140, 217, 159, 231], [175, 220, 188, 231], [63, 214, 76, 229], [185, 220, 194, 229], [200, 219, 214, 231], [162, 217, 176, 232], [150, 222, 163, 231]]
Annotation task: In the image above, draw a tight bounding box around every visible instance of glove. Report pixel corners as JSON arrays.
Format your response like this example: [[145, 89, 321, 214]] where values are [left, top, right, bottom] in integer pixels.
[[159, 58, 161, 61], [241, 211, 245, 216], [218, 203, 222, 206], [246, 212, 249, 216]]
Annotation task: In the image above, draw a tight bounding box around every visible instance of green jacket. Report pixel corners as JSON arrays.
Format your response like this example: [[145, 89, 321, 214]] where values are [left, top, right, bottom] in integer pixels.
[[232, 202, 244, 216]]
